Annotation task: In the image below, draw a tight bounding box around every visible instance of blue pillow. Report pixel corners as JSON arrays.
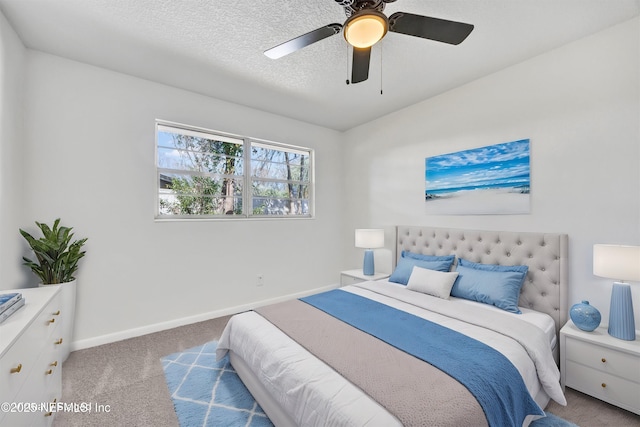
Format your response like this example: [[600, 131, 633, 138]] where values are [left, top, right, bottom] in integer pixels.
[[389, 253, 455, 286], [401, 251, 456, 264], [457, 258, 529, 275], [451, 259, 528, 313]]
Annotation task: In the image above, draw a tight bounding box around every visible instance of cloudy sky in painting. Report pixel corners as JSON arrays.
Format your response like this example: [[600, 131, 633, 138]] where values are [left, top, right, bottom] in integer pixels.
[[425, 139, 530, 193]]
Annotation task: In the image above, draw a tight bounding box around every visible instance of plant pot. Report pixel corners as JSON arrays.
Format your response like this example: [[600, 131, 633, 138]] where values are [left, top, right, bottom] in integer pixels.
[[40, 279, 76, 362]]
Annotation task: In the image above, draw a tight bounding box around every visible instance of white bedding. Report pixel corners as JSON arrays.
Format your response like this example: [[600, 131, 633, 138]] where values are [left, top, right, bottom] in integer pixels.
[[217, 281, 566, 427], [450, 296, 558, 350]]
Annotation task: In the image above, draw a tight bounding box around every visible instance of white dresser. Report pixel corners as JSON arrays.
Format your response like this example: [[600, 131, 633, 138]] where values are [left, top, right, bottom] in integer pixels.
[[560, 320, 640, 415], [0, 286, 64, 426]]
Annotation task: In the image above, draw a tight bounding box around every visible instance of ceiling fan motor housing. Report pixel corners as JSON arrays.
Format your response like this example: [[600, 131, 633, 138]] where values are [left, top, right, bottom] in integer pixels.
[[334, 0, 391, 17]]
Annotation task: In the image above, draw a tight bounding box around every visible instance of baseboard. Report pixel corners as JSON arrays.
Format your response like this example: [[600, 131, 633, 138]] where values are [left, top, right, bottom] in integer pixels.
[[70, 283, 339, 351]]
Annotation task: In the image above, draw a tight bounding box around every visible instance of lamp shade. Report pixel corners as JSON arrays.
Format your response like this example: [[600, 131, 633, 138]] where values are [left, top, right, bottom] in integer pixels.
[[343, 11, 388, 48], [355, 229, 384, 249], [593, 244, 640, 281]]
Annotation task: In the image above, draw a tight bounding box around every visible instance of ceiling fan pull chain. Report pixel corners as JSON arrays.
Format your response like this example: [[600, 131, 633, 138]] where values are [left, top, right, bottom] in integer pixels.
[[378, 42, 383, 94], [346, 44, 351, 85]]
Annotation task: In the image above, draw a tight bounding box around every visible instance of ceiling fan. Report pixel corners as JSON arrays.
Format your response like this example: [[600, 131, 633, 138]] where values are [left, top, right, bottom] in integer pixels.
[[264, 0, 474, 84]]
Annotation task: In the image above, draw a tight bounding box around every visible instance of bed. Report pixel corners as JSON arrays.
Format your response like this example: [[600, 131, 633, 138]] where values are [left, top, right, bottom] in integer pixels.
[[217, 226, 569, 427]]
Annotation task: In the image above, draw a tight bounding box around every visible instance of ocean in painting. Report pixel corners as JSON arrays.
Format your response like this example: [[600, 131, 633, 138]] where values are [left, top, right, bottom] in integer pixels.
[[425, 139, 530, 215]]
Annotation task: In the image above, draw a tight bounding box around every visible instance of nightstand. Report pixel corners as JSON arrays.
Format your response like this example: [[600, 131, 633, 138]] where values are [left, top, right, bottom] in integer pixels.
[[560, 320, 640, 414], [340, 269, 390, 286]]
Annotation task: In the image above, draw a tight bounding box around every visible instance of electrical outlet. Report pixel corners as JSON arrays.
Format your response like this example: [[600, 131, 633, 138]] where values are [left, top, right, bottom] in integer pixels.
[[257, 274, 264, 287]]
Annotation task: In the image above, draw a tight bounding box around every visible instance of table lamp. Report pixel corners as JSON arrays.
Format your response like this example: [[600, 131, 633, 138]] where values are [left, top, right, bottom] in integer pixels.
[[593, 244, 640, 341], [355, 229, 384, 276]]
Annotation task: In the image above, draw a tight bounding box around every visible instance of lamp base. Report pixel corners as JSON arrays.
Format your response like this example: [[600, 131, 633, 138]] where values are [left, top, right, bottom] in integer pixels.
[[362, 249, 375, 276], [608, 282, 636, 341]]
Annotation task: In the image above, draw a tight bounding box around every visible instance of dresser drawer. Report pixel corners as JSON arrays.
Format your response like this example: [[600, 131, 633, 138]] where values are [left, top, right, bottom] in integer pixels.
[[566, 360, 640, 414], [565, 337, 640, 383], [8, 337, 63, 426], [0, 327, 41, 403], [0, 286, 63, 427], [0, 303, 60, 402]]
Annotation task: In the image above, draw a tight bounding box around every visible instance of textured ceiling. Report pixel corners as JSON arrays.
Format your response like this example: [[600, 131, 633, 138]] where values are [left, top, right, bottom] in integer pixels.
[[1, 0, 639, 131]]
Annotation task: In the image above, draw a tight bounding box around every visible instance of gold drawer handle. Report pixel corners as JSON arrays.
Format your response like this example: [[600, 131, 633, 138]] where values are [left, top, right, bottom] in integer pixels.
[[601, 358, 606, 363], [45, 369, 53, 375], [47, 318, 55, 324], [10, 363, 22, 374], [601, 383, 607, 388], [50, 361, 58, 367], [45, 398, 57, 416], [55, 338, 63, 345], [53, 310, 61, 316]]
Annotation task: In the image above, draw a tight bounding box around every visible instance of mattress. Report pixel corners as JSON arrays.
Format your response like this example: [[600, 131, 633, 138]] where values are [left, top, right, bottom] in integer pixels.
[[217, 281, 565, 427]]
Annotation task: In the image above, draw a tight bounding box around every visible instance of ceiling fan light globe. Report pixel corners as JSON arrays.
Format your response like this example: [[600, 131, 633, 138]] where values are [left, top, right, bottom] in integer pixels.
[[344, 12, 388, 48]]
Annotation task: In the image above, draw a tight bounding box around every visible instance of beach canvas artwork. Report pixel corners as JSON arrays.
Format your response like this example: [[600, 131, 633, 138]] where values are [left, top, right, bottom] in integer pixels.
[[425, 139, 530, 215]]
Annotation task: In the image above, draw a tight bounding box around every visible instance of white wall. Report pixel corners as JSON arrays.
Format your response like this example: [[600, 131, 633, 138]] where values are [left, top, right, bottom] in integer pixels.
[[20, 51, 344, 346], [0, 10, 26, 289], [343, 18, 640, 328]]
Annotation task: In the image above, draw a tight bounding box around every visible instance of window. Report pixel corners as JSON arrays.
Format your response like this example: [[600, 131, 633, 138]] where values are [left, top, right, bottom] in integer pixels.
[[156, 122, 313, 219]]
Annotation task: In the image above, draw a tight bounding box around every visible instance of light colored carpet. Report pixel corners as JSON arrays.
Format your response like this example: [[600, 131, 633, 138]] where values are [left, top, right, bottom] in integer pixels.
[[55, 315, 640, 427], [54, 316, 231, 427]]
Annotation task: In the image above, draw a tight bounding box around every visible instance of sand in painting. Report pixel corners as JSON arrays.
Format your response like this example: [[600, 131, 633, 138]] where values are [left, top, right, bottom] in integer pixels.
[[425, 188, 530, 215]]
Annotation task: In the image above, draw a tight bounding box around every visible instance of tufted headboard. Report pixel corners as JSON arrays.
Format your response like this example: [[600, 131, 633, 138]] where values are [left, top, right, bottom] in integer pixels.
[[396, 226, 569, 336]]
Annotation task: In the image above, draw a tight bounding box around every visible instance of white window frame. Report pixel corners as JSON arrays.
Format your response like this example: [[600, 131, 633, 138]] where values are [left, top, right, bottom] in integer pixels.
[[155, 120, 314, 220]]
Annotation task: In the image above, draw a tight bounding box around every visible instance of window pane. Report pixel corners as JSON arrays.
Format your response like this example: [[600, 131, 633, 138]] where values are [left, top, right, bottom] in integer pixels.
[[252, 181, 309, 199], [160, 174, 242, 195], [157, 147, 244, 175], [252, 197, 309, 216], [158, 131, 243, 175], [159, 195, 243, 216], [159, 174, 243, 215], [252, 180, 287, 196], [251, 147, 309, 182]]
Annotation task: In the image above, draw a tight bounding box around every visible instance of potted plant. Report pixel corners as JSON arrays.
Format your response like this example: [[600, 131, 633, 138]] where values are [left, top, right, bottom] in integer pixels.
[[20, 218, 87, 361], [20, 218, 87, 285]]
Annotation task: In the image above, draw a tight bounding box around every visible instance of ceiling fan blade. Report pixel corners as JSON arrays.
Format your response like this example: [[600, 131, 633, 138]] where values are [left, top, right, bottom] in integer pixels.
[[264, 23, 342, 59], [388, 12, 473, 45], [351, 47, 371, 84]]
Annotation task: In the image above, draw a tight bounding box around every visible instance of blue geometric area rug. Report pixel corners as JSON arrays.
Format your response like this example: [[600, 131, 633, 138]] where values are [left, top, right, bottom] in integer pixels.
[[161, 341, 273, 427], [533, 412, 580, 427], [161, 340, 577, 427]]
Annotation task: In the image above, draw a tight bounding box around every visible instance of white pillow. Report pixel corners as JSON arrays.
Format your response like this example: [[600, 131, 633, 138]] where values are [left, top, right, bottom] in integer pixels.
[[406, 266, 459, 299]]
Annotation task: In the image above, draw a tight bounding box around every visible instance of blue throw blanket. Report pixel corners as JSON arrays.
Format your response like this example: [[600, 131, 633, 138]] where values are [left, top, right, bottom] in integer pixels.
[[301, 289, 543, 427]]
